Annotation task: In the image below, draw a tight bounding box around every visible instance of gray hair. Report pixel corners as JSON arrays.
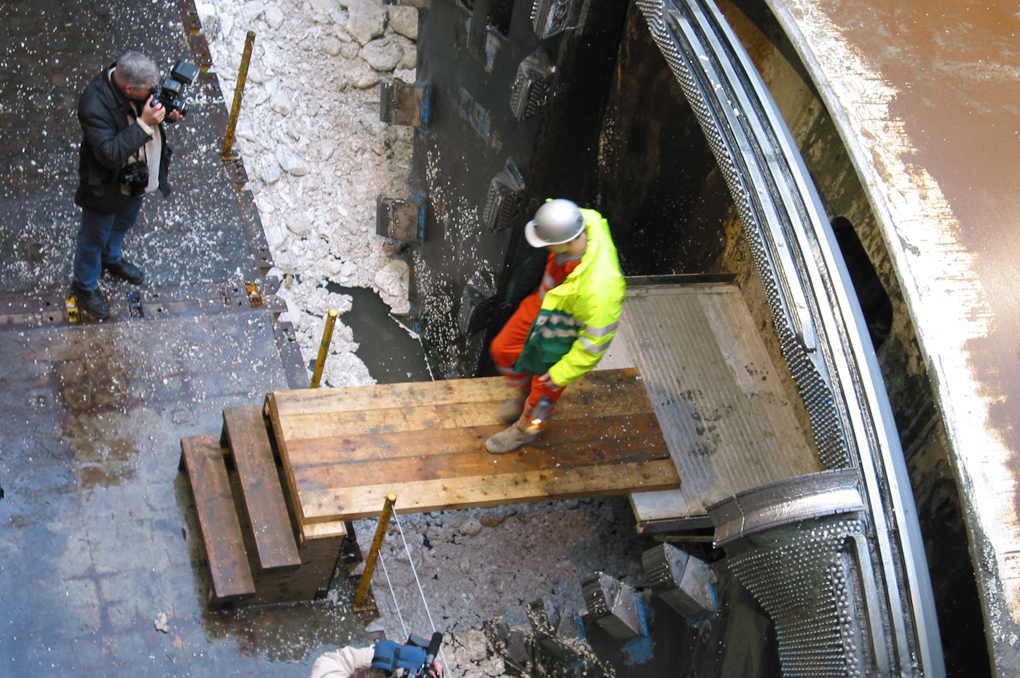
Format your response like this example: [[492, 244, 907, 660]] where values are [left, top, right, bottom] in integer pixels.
[[115, 52, 159, 88]]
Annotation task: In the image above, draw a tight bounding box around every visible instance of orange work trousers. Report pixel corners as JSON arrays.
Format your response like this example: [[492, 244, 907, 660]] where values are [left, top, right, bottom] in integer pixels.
[[489, 291, 565, 423]]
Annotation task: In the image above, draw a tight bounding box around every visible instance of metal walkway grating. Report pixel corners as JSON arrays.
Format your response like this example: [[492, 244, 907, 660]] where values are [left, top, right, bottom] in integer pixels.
[[599, 282, 822, 527]]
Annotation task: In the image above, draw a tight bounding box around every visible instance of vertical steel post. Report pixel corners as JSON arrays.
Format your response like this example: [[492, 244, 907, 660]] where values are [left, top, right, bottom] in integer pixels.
[[221, 31, 256, 161], [310, 309, 338, 389], [352, 493, 398, 611]]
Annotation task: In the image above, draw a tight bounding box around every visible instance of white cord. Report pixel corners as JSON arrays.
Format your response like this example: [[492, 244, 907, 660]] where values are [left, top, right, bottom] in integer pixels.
[[393, 511, 451, 675], [378, 543, 410, 640], [373, 513, 452, 675]]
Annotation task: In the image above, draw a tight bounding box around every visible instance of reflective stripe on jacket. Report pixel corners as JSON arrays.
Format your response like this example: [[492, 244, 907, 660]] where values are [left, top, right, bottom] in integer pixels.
[[513, 208, 625, 386]]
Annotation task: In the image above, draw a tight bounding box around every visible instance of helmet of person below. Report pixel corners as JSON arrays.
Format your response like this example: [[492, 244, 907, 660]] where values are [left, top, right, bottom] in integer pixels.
[[525, 199, 585, 248]]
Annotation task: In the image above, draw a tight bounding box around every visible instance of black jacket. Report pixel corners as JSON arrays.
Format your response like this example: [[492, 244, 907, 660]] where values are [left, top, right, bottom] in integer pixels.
[[75, 64, 173, 213]]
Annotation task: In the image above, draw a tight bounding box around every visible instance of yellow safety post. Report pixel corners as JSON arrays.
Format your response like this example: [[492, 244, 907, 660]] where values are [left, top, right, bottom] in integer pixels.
[[221, 31, 256, 161], [352, 493, 398, 611], [310, 309, 338, 389], [65, 295, 80, 324]]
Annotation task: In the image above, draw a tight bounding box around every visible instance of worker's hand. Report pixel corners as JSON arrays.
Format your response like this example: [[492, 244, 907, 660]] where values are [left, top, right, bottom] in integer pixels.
[[536, 372, 552, 386], [140, 95, 165, 126]]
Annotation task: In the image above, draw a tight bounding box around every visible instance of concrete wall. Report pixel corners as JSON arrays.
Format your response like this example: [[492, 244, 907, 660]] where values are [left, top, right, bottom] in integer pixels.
[[408, 0, 628, 379]]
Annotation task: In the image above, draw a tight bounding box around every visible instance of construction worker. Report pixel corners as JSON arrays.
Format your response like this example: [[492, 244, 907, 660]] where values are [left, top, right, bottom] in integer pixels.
[[486, 199, 626, 454]]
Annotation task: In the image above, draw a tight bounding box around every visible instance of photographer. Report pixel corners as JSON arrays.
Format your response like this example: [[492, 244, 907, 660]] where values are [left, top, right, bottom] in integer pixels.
[[310, 640, 444, 678], [309, 645, 381, 678], [72, 51, 183, 319]]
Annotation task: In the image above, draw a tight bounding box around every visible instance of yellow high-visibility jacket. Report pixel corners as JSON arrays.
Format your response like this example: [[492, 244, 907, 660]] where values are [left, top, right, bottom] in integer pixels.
[[513, 208, 626, 386]]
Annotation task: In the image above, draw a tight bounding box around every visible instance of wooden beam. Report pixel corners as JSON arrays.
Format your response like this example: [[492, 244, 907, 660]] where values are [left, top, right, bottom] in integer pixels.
[[265, 368, 680, 527], [179, 435, 255, 602], [222, 407, 301, 572], [299, 460, 681, 520]]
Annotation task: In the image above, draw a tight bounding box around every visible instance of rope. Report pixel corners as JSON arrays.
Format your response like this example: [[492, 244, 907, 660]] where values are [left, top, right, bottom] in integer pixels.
[[394, 512, 440, 634], [378, 546, 410, 640], [376, 510, 451, 675]]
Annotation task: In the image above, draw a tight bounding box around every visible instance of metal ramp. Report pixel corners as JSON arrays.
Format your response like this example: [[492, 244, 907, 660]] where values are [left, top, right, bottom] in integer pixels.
[[599, 281, 823, 530]]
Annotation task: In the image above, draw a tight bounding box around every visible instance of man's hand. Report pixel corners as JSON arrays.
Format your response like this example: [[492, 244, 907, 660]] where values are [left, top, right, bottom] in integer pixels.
[[139, 95, 165, 127], [167, 109, 184, 123]]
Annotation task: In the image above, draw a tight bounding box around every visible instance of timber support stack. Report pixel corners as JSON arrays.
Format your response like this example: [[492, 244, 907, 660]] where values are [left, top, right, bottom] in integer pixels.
[[178, 368, 677, 606], [179, 409, 349, 607]]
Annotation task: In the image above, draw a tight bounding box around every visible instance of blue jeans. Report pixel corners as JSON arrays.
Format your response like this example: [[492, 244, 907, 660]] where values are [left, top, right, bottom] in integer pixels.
[[73, 198, 143, 290]]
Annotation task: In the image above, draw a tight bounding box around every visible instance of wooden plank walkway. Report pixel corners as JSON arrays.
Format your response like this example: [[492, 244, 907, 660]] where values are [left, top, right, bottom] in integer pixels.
[[221, 407, 301, 572], [265, 368, 679, 526], [178, 435, 256, 602]]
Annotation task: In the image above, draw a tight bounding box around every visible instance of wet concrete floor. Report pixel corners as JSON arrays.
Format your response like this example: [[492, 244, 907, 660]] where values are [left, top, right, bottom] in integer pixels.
[[0, 313, 374, 676], [0, 0, 376, 674]]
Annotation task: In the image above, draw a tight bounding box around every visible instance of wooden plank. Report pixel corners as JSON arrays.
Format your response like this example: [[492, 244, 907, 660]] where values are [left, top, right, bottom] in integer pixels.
[[269, 367, 646, 426], [262, 369, 679, 526], [302, 519, 348, 542], [179, 435, 255, 602], [222, 407, 301, 572], [269, 376, 511, 417], [273, 378, 654, 441], [299, 459, 681, 520], [286, 408, 664, 467], [289, 414, 671, 488], [224, 463, 345, 606], [266, 392, 305, 535]]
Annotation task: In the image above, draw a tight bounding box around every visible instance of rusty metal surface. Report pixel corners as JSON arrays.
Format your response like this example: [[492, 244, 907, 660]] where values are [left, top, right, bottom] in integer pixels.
[[765, 0, 1020, 672]]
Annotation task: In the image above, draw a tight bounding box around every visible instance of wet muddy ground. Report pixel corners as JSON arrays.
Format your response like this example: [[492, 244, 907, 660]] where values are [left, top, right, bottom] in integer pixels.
[[0, 0, 377, 674]]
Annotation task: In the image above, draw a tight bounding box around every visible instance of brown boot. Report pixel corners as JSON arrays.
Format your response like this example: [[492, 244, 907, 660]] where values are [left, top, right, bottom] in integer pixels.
[[494, 390, 528, 423], [486, 415, 539, 454]]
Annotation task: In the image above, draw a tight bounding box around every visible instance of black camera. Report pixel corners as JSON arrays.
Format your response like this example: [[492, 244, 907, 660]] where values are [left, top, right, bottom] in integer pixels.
[[151, 60, 200, 118], [120, 160, 149, 197], [372, 632, 443, 678]]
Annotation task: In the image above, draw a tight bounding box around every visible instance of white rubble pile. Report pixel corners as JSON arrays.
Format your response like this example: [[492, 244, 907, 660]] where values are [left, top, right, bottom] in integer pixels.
[[198, 0, 418, 388]]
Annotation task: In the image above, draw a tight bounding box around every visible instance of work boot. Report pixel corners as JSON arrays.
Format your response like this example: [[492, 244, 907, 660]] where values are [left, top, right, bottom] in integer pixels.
[[72, 283, 110, 320], [103, 258, 145, 285], [486, 415, 539, 454], [494, 391, 528, 423]]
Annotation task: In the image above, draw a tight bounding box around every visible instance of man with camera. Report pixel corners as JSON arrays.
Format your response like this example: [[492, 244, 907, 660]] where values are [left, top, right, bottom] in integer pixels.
[[310, 634, 445, 678], [72, 51, 185, 319]]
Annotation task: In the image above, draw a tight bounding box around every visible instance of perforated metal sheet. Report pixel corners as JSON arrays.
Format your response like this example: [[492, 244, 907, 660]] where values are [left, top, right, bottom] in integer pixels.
[[601, 283, 822, 520], [728, 518, 873, 677], [637, 0, 850, 470]]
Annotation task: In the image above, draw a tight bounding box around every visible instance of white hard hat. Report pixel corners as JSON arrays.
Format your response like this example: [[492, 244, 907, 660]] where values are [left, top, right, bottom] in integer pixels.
[[525, 199, 585, 248]]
